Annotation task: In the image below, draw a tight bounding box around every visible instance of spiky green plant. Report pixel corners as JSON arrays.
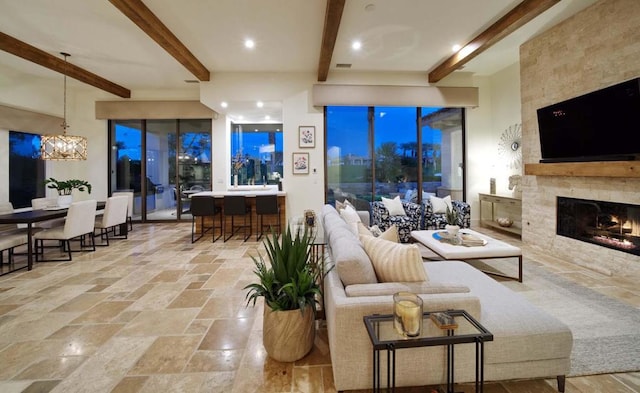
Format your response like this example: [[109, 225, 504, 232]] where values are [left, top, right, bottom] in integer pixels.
[[244, 226, 330, 312], [445, 206, 458, 226]]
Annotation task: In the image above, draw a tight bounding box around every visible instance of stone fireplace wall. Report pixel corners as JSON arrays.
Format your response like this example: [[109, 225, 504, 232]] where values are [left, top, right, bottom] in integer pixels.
[[520, 0, 640, 276]]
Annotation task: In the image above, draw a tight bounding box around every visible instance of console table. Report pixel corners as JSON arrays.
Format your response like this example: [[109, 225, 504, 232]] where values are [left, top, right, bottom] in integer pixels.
[[478, 193, 521, 237]]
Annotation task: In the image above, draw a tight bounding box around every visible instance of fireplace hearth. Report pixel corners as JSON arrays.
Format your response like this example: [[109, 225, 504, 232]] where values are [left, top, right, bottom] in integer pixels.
[[557, 197, 640, 256]]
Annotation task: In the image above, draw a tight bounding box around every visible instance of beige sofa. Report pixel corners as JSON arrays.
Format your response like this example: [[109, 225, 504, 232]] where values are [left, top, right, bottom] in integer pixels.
[[321, 204, 572, 392]]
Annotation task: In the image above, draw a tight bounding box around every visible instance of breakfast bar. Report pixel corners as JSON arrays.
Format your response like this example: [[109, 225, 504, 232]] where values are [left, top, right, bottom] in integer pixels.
[[190, 186, 286, 238]]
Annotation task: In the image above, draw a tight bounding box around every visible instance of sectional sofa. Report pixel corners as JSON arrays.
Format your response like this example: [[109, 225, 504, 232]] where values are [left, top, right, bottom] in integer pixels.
[[321, 204, 573, 392]]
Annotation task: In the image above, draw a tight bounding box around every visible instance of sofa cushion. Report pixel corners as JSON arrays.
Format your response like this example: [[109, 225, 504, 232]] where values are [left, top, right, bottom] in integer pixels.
[[360, 236, 427, 282], [381, 195, 406, 216], [332, 235, 378, 285], [345, 281, 470, 297], [425, 261, 573, 365]]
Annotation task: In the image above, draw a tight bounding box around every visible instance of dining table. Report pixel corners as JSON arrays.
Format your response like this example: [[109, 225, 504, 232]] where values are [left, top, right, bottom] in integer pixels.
[[0, 201, 106, 274]]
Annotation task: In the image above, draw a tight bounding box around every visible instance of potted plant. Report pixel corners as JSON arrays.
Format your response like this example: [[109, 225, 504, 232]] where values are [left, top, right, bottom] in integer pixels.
[[445, 206, 460, 236], [44, 178, 92, 207], [244, 226, 328, 362]]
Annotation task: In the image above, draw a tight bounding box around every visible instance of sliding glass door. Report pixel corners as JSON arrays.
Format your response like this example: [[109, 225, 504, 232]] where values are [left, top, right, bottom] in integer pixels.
[[109, 118, 212, 222]]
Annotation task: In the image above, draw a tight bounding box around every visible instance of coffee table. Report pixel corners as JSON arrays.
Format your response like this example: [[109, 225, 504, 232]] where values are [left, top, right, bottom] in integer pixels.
[[364, 309, 493, 393], [411, 229, 523, 282]]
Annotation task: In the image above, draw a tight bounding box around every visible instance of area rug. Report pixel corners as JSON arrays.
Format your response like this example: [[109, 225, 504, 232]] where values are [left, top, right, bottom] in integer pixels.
[[467, 258, 640, 377]]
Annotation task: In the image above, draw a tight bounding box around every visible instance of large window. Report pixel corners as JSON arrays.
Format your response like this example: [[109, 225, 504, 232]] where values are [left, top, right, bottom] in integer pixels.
[[326, 106, 465, 206], [9, 131, 45, 208], [230, 123, 283, 185]]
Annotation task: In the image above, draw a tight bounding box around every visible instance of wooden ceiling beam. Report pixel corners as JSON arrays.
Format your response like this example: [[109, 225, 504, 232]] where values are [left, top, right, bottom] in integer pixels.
[[0, 31, 131, 98], [428, 0, 560, 83], [109, 0, 210, 82], [317, 0, 346, 82]]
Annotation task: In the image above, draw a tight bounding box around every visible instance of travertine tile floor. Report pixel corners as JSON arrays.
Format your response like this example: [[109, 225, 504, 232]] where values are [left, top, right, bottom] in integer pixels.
[[0, 223, 638, 393]]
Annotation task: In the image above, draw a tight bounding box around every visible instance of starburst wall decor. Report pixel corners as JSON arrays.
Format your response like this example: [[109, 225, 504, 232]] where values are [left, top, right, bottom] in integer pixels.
[[498, 123, 522, 170]]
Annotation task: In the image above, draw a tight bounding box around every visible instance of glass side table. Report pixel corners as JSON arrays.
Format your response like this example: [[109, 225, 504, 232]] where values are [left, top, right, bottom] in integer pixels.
[[364, 309, 493, 393]]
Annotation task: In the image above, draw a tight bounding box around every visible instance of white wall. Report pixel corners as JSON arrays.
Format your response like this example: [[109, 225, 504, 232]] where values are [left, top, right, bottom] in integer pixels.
[[282, 90, 324, 220]]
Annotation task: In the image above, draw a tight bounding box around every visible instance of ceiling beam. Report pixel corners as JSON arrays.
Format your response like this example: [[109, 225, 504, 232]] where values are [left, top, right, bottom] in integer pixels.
[[317, 0, 346, 82], [428, 0, 560, 83], [0, 32, 131, 98], [110, 0, 210, 82]]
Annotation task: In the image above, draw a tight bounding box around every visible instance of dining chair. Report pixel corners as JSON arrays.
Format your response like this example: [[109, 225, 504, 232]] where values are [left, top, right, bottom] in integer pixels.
[[0, 202, 28, 265], [33, 199, 97, 262], [223, 195, 252, 242], [112, 191, 134, 231], [255, 194, 281, 241], [190, 196, 222, 243], [31, 197, 66, 229], [94, 196, 129, 246]]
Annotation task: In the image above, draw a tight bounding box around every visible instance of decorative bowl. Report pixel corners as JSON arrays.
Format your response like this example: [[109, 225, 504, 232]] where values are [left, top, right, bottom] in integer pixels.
[[496, 217, 514, 227]]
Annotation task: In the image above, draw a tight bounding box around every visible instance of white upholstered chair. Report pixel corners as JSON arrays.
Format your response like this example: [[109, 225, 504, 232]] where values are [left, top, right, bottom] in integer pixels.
[[94, 196, 129, 246], [31, 197, 66, 229], [0, 202, 28, 265], [112, 191, 134, 231], [33, 200, 97, 262]]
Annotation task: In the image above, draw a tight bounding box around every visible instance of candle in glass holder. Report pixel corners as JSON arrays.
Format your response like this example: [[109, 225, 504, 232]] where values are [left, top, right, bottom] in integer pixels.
[[393, 292, 423, 337]]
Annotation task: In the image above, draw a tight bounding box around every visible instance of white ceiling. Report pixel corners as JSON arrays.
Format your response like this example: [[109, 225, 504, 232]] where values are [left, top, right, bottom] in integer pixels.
[[0, 0, 597, 122]]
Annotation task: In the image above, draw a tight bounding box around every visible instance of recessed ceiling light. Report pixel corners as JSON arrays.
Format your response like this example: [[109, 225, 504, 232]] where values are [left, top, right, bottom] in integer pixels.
[[221, 101, 228, 108], [265, 115, 271, 120], [352, 41, 362, 51], [244, 39, 255, 49], [256, 101, 264, 108], [238, 115, 244, 120]]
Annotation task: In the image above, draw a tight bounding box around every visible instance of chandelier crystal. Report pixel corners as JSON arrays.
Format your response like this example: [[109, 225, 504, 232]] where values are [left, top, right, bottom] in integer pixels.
[[41, 53, 87, 161]]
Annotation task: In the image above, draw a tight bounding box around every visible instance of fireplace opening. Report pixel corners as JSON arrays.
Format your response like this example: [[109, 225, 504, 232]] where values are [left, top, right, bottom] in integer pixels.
[[557, 197, 640, 256]]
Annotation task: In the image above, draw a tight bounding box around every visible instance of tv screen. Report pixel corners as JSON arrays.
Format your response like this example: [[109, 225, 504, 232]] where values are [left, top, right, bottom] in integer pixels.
[[536, 78, 640, 163]]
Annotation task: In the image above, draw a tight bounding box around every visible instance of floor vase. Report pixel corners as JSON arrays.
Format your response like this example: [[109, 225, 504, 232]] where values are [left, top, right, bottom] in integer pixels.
[[263, 306, 315, 362]]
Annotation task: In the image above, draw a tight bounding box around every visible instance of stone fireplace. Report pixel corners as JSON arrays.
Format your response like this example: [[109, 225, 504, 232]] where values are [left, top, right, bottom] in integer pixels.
[[557, 197, 640, 256], [519, 0, 640, 277]]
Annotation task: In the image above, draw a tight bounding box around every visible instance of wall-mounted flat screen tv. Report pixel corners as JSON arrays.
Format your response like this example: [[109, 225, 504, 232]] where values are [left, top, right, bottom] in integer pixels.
[[536, 77, 640, 163]]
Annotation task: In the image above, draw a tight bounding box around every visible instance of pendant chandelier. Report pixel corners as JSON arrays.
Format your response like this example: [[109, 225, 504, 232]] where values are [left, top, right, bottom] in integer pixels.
[[41, 52, 87, 161]]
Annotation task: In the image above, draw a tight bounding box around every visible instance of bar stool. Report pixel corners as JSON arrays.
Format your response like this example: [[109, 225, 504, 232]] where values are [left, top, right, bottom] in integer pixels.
[[255, 194, 281, 241], [223, 195, 252, 242], [191, 196, 222, 243]]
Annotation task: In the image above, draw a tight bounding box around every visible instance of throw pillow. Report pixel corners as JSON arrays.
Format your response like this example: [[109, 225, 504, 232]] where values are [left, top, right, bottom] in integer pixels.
[[340, 205, 361, 236], [358, 222, 400, 243], [429, 195, 452, 214], [381, 195, 406, 216], [360, 236, 428, 282], [358, 223, 398, 242], [369, 225, 383, 237], [357, 222, 373, 237], [340, 205, 361, 224], [378, 225, 399, 242]]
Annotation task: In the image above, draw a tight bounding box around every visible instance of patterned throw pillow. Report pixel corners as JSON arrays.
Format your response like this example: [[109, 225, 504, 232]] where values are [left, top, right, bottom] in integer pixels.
[[360, 236, 428, 282]]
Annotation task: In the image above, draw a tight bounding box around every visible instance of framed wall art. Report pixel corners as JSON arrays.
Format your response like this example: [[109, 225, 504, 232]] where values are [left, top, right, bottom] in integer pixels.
[[292, 152, 309, 175], [298, 126, 315, 148]]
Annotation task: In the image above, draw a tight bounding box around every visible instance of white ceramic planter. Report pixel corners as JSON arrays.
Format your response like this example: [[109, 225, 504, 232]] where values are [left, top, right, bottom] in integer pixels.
[[445, 224, 460, 236], [57, 194, 73, 207]]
